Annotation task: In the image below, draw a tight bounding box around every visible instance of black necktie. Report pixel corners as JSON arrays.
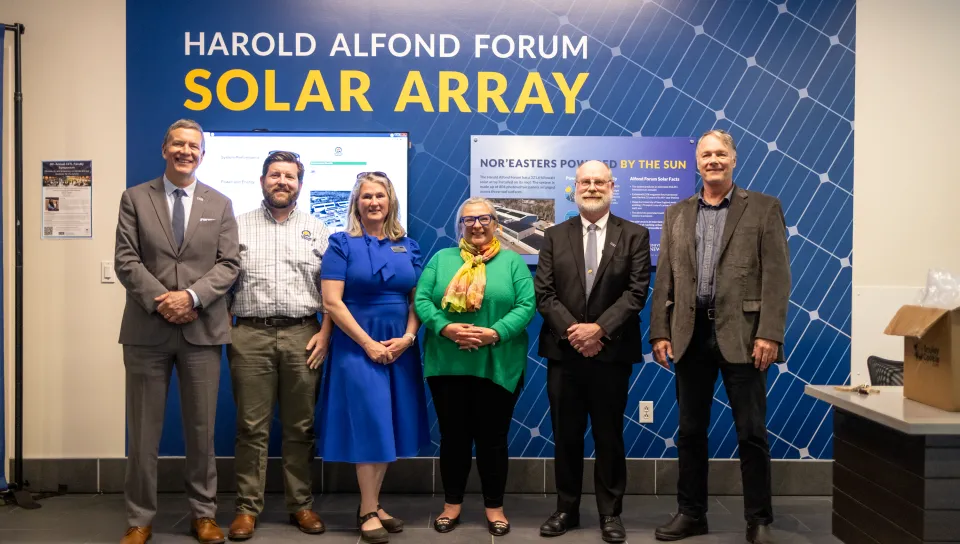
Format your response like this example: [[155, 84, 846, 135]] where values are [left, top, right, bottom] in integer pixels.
[[172, 188, 186, 248]]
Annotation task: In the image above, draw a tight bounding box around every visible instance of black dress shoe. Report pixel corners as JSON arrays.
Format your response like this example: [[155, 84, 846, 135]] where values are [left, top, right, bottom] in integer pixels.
[[600, 515, 626, 543], [540, 511, 580, 537], [433, 515, 460, 533], [654, 513, 708, 541], [747, 523, 775, 543], [487, 519, 510, 536]]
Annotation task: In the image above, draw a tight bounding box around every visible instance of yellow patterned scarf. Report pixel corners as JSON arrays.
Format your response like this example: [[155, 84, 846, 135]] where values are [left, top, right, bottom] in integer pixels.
[[441, 237, 501, 312]]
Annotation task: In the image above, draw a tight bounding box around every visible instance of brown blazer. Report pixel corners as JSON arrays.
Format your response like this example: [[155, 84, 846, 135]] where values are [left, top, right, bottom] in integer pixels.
[[650, 187, 790, 364], [114, 177, 240, 346]]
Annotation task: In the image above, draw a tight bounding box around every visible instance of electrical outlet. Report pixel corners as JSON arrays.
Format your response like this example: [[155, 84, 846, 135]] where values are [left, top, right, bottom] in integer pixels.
[[639, 401, 653, 424]]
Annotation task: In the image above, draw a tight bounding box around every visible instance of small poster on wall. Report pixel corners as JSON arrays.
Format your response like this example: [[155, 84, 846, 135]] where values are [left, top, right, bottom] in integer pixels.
[[41, 160, 93, 239]]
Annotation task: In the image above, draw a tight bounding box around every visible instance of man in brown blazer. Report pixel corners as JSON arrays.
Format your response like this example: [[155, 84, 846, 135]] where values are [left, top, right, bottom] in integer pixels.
[[650, 129, 790, 544], [115, 119, 240, 544]]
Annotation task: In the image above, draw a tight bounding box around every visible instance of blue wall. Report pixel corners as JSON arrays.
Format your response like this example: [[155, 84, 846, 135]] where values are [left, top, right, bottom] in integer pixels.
[[126, 0, 854, 460]]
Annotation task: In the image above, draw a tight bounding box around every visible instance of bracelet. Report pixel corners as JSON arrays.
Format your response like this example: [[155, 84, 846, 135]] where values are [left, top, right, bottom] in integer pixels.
[[403, 332, 416, 345]]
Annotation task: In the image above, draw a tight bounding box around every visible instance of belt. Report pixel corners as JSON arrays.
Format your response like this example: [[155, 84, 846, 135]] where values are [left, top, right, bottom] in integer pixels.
[[236, 316, 314, 328], [696, 308, 717, 320]]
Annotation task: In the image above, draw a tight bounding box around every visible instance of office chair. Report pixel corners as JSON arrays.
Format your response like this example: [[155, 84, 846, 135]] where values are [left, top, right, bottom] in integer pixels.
[[867, 355, 904, 386]]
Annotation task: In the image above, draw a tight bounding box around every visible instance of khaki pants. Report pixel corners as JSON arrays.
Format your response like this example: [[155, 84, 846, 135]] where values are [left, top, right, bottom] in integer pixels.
[[228, 320, 321, 515]]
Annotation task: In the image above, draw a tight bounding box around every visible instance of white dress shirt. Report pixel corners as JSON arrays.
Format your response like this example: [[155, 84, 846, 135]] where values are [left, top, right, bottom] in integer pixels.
[[163, 175, 196, 230], [580, 211, 610, 268], [163, 175, 199, 307]]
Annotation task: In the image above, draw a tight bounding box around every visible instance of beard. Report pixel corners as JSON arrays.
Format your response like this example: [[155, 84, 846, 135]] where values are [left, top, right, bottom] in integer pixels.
[[264, 187, 300, 208], [575, 190, 612, 214]]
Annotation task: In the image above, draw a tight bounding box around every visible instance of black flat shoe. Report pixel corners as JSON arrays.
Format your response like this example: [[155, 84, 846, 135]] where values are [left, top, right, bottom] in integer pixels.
[[433, 516, 460, 533], [540, 511, 579, 537], [377, 503, 404, 533], [357, 506, 390, 544], [487, 519, 510, 536], [655, 512, 708, 541]]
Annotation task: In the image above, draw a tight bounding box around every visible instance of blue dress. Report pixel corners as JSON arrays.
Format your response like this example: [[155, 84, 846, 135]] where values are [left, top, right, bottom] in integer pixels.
[[318, 231, 430, 462]]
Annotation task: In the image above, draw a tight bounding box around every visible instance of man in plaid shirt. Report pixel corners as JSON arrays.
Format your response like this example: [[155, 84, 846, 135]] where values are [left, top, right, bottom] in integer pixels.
[[226, 151, 332, 540]]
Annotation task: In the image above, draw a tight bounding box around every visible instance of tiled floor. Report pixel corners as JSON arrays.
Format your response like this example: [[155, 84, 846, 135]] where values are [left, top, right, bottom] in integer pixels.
[[0, 493, 840, 543]]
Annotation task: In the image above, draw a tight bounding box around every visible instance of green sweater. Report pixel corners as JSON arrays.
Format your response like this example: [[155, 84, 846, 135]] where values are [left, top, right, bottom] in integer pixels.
[[415, 247, 536, 392]]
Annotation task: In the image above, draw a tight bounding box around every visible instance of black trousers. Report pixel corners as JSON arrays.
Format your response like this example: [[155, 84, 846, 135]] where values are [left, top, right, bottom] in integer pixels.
[[428, 375, 521, 508], [547, 357, 632, 516], [675, 312, 774, 524]]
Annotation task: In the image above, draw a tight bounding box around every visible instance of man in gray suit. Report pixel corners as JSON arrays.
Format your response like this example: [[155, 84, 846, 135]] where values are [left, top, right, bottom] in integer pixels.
[[115, 119, 240, 544], [650, 129, 790, 544]]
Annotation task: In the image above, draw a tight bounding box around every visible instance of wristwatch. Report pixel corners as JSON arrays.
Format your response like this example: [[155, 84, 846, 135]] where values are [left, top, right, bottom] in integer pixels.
[[491, 330, 500, 344]]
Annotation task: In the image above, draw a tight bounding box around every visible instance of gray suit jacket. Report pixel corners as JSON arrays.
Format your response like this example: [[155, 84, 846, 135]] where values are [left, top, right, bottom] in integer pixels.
[[115, 177, 240, 346], [650, 187, 790, 364]]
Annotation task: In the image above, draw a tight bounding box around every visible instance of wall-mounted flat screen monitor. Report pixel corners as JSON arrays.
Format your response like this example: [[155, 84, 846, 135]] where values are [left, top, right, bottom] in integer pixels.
[[196, 131, 409, 233]]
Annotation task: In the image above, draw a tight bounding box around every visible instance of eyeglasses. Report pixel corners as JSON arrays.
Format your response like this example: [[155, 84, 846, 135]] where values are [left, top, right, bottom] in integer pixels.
[[577, 179, 610, 188], [357, 171, 389, 180], [267, 150, 300, 160], [460, 214, 495, 226]]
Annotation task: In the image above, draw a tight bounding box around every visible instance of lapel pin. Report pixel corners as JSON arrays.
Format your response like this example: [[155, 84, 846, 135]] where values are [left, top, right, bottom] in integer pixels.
[[196, 196, 204, 202]]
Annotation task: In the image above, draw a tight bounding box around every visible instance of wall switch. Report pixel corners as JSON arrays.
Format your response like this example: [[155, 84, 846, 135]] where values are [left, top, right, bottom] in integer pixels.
[[639, 401, 654, 424], [101, 261, 115, 283]]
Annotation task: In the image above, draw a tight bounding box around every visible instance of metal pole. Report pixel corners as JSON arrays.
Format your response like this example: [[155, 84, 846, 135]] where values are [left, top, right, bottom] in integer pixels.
[[1, 22, 37, 509], [13, 21, 24, 498]]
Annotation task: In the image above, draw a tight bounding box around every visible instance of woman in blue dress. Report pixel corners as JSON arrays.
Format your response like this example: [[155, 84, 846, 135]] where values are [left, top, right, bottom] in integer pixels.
[[318, 172, 429, 544]]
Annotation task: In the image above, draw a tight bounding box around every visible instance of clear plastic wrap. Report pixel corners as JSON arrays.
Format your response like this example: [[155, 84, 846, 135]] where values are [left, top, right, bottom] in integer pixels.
[[916, 269, 960, 309]]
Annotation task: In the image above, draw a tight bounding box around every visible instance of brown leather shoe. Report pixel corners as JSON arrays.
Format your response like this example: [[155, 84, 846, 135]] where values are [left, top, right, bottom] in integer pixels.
[[290, 509, 326, 534], [228, 514, 257, 541], [191, 518, 226, 544], [120, 526, 152, 544]]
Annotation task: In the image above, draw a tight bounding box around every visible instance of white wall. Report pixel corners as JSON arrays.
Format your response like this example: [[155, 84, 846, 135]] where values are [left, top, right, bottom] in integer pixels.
[[851, 0, 960, 383], [1, 0, 127, 463]]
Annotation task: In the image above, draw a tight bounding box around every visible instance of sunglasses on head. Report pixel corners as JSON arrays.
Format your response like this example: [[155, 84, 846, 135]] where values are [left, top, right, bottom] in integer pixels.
[[357, 171, 389, 180]]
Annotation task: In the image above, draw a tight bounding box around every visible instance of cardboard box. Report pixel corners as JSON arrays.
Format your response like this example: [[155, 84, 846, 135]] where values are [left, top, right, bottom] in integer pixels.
[[884, 305, 960, 412]]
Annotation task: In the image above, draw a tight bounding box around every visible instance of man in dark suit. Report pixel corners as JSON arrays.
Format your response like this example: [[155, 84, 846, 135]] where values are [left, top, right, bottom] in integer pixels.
[[535, 160, 651, 543], [650, 129, 790, 544], [115, 119, 240, 544]]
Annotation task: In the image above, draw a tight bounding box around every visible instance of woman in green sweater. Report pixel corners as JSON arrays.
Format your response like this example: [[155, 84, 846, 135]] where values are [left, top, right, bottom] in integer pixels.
[[415, 197, 536, 537]]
